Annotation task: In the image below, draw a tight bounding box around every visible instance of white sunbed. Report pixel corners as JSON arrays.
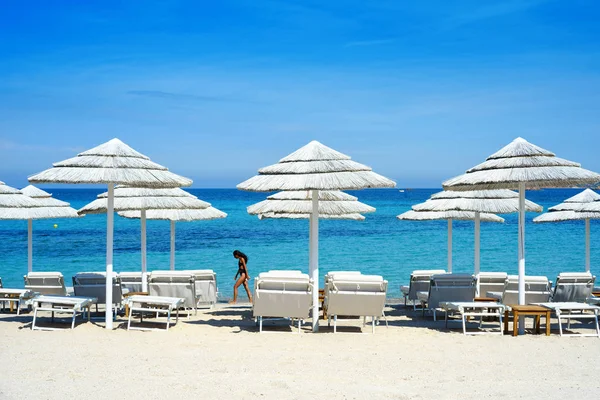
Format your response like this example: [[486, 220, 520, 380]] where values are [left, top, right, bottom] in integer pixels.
[[439, 301, 506, 335], [31, 295, 97, 330], [487, 275, 551, 305], [148, 271, 197, 316], [124, 295, 185, 331], [551, 272, 596, 303], [476, 272, 508, 298], [538, 302, 600, 337], [418, 274, 477, 321], [72, 271, 123, 313], [179, 269, 218, 307], [253, 271, 313, 333], [0, 289, 38, 315], [24, 272, 68, 296], [119, 272, 144, 294], [324, 273, 388, 333], [401, 270, 446, 310]]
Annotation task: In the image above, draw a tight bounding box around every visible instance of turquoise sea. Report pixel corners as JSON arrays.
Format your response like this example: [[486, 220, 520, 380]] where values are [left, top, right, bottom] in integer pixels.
[[0, 188, 597, 298]]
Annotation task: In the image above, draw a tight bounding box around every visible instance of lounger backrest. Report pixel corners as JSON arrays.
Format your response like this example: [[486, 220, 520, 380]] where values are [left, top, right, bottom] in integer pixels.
[[552, 272, 596, 303], [427, 274, 476, 309], [255, 272, 311, 292], [148, 271, 196, 309], [118, 272, 143, 294], [477, 272, 508, 297], [407, 270, 446, 301], [73, 272, 122, 304], [328, 274, 387, 293], [24, 272, 67, 296], [180, 269, 218, 305], [501, 276, 551, 305]]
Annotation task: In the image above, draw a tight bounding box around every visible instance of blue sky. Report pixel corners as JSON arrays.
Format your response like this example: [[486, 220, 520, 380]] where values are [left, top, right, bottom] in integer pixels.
[[1, 0, 599, 188]]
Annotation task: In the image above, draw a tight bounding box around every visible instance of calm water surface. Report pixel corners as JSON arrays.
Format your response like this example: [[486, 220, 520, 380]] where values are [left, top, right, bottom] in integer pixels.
[[0, 188, 597, 298]]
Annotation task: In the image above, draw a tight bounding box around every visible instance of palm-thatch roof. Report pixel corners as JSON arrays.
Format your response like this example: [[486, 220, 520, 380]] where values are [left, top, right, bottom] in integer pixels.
[[534, 189, 600, 222], [0, 182, 79, 220], [21, 185, 70, 207], [412, 189, 542, 214], [79, 187, 210, 215], [443, 138, 600, 191], [118, 207, 227, 221], [247, 190, 375, 215], [237, 141, 395, 191], [28, 138, 192, 188], [397, 210, 504, 222], [258, 212, 365, 221]]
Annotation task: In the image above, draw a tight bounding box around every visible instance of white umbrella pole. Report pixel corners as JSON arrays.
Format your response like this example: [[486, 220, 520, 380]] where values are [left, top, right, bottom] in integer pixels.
[[447, 219, 453, 273], [170, 220, 175, 271], [141, 209, 147, 292], [585, 219, 590, 273], [309, 190, 319, 332], [105, 183, 114, 330], [28, 219, 33, 273], [518, 182, 526, 335], [474, 212, 480, 296]]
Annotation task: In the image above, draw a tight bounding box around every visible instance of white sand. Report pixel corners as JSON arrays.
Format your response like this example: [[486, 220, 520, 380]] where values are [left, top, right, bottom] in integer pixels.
[[1, 304, 599, 399]]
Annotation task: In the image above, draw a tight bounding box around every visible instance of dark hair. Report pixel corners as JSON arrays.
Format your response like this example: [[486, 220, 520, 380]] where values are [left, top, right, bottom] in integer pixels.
[[233, 250, 248, 262]]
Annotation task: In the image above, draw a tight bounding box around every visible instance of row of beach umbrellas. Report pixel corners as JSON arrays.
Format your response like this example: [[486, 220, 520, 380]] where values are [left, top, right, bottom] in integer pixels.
[[2, 137, 599, 334]]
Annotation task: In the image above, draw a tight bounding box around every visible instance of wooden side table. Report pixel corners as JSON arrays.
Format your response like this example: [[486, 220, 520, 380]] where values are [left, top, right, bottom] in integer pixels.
[[504, 305, 551, 336]]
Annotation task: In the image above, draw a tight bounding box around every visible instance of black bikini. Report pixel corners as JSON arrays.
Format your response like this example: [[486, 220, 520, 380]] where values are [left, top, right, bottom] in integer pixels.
[[238, 259, 247, 276]]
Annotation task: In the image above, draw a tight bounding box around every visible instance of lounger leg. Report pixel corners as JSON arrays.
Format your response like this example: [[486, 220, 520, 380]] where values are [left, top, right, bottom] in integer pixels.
[[166, 309, 171, 331], [71, 311, 76, 329], [372, 317, 375, 334], [328, 316, 331, 327], [445, 309, 448, 328], [176, 308, 179, 325], [462, 314, 467, 335], [594, 313, 600, 338], [334, 315, 337, 333], [127, 308, 132, 331], [259, 316, 263, 333], [363, 316, 366, 327], [566, 311, 571, 329], [557, 311, 564, 337], [298, 319, 301, 334], [433, 309, 437, 322], [31, 307, 38, 330], [16, 299, 21, 316]]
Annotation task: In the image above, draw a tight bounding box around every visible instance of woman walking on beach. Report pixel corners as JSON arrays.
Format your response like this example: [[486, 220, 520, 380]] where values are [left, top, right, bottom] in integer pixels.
[[231, 250, 253, 304]]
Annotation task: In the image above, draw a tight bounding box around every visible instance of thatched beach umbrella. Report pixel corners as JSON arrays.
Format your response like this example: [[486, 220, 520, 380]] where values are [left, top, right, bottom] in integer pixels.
[[533, 189, 600, 272], [0, 182, 79, 273], [118, 206, 227, 271], [238, 141, 395, 331], [412, 190, 542, 274], [29, 138, 192, 329], [397, 209, 504, 272], [258, 212, 365, 221], [247, 190, 376, 215], [442, 137, 600, 323], [79, 187, 211, 290]]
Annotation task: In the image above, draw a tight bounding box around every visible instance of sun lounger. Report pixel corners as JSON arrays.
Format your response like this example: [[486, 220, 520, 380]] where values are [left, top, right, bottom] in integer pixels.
[[550, 272, 595, 303], [439, 302, 506, 335], [401, 270, 446, 310], [24, 272, 68, 296], [253, 271, 313, 333], [119, 272, 144, 294], [538, 302, 600, 337], [73, 272, 123, 313], [148, 271, 197, 315], [0, 288, 38, 315], [487, 275, 551, 305], [324, 273, 388, 333], [180, 269, 218, 307], [418, 274, 476, 321], [124, 295, 184, 331], [476, 272, 508, 298], [31, 295, 96, 330]]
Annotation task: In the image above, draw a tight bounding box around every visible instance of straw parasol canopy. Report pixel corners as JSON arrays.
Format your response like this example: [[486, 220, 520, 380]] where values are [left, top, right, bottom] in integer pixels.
[[79, 187, 215, 288], [247, 190, 376, 216], [0, 182, 79, 272], [78, 187, 210, 214], [534, 189, 600, 272], [118, 206, 227, 270], [239, 141, 395, 333], [410, 189, 542, 275], [28, 138, 192, 330], [397, 209, 504, 273], [442, 137, 600, 324], [258, 212, 365, 221]]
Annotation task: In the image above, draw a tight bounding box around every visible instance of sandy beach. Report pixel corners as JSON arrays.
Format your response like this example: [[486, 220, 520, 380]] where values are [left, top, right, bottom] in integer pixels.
[[1, 304, 599, 400]]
